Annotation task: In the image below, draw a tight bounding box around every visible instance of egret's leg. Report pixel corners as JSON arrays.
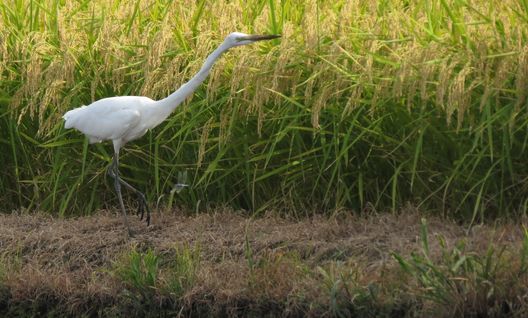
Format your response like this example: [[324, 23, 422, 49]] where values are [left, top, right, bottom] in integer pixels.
[[106, 166, 151, 225], [112, 153, 132, 236]]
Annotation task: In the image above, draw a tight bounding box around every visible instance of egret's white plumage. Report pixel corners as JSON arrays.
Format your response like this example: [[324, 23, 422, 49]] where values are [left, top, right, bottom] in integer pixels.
[[63, 32, 280, 235], [64, 96, 154, 149]]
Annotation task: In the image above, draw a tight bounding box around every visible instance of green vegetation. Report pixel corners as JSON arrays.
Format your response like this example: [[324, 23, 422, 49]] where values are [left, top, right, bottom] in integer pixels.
[[111, 245, 200, 314], [113, 248, 160, 303], [162, 245, 200, 298], [393, 219, 528, 316], [1, 0, 527, 220]]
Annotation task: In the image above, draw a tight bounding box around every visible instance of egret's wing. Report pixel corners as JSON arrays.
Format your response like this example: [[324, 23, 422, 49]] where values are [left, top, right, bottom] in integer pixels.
[[67, 105, 141, 142]]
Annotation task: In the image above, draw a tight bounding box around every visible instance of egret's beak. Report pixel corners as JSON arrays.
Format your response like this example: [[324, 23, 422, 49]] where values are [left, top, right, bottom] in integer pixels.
[[239, 34, 281, 42]]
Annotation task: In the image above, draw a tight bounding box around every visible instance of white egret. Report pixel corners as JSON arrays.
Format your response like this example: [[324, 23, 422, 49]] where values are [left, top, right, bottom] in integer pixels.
[[63, 32, 280, 235]]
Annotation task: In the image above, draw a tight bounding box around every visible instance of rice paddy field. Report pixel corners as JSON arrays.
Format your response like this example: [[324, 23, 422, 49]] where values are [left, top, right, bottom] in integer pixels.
[[1, 0, 528, 316]]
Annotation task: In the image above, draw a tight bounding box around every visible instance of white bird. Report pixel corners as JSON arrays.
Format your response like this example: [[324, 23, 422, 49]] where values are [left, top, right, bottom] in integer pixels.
[[63, 32, 280, 235]]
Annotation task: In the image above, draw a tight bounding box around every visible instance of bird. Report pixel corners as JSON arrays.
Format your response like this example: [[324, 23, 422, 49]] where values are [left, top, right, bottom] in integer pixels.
[[63, 32, 280, 235]]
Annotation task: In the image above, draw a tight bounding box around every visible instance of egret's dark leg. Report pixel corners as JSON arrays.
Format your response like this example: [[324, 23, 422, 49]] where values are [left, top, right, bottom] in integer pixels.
[[112, 153, 132, 236], [107, 161, 151, 225]]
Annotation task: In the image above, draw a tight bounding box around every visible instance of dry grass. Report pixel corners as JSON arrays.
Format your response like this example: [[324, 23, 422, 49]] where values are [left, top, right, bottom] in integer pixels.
[[0, 208, 526, 316]]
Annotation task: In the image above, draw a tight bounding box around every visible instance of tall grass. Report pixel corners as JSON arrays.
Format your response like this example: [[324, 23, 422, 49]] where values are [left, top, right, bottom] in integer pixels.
[[1, 0, 528, 220]]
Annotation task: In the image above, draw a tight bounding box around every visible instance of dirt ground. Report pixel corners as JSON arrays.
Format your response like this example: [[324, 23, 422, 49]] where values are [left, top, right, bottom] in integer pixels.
[[0, 208, 525, 316], [0, 208, 522, 268]]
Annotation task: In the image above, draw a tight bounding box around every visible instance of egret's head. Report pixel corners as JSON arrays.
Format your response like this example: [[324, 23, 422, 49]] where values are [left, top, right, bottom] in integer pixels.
[[225, 32, 281, 47]]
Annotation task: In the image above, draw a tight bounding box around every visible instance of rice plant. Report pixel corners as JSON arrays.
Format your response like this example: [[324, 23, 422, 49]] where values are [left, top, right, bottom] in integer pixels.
[[1, 0, 527, 220]]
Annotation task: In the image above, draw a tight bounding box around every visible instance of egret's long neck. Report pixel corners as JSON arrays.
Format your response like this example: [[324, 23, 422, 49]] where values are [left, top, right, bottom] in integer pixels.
[[155, 42, 231, 113]]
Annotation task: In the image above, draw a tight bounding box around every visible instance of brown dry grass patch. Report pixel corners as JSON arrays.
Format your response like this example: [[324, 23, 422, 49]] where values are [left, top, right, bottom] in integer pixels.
[[0, 208, 526, 316]]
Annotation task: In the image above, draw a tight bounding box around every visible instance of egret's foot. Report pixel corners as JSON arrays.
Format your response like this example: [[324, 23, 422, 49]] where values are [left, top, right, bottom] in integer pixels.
[[145, 208, 151, 226], [135, 193, 151, 226], [143, 203, 151, 226], [137, 201, 144, 221]]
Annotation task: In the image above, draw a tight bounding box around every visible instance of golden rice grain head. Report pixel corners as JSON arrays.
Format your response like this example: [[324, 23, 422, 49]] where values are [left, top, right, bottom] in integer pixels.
[[492, 57, 515, 103], [312, 85, 332, 129], [197, 117, 214, 168], [90, 66, 103, 102], [143, 68, 166, 100], [145, 24, 174, 76], [447, 64, 472, 128], [366, 40, 384, 85], [418, 47, 440, 102], [515, 45, 528, 113], [93, 19, 128, 92], [249, 77, 268, 129], [371, 81, 385, 112], [257, 103, 265, 137], [11, 35, 51, 122], [213, 1, 249, 35], [404, 78, 417, 111], [303, 60, 317, 105], [436, 60, 456, 111], [40, 80, 66, 133], [0, 30, 8, 78], [147, 27, 185, 98], [56, 4, 81, 89], [144, 53, 184, 100], [342, 85, 363, 118], [479, 65, 492, 112], [302, 0, 320, 53], [271, 23, 297, 101], [393, 59, 408, 99], [256, 57, 276, 107], [219, 106, 232, 146], [40, 58, 72, 129]]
